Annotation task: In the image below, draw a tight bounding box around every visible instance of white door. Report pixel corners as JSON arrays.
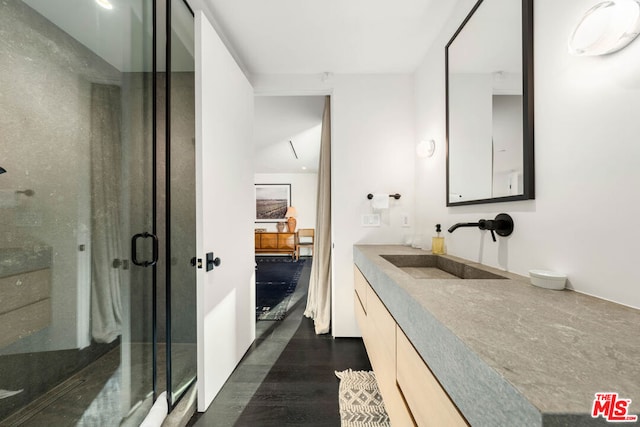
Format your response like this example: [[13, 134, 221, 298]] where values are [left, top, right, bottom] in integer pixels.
[[194, 11, 256, 411]]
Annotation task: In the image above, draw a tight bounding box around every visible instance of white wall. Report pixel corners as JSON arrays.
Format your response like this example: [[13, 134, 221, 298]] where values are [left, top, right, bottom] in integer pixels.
[[449, 73, 493, 201], [415, 0, 640, 309], [195, 10, 255, 411], [254, 173, 317, 236], [253, 74, 416, 337], [492, 95, 523, 197]]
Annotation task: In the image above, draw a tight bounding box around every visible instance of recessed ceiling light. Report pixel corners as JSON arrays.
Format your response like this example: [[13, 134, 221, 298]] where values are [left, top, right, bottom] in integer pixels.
[[301, 166, 307, 170], [96, 0, 114, 10]]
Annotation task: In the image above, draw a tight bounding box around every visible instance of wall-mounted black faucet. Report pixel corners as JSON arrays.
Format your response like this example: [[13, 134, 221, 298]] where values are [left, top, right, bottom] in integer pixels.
[[448, 213, 514, 242]]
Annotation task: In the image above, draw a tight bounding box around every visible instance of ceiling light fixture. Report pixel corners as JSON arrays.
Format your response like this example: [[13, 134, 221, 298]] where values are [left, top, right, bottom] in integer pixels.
[[96, 0, 114, 10], [568, 0, 640, 56]]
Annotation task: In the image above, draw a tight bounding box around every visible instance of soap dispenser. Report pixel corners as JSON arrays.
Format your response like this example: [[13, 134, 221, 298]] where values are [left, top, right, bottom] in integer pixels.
[[432, 224, 445, 255]]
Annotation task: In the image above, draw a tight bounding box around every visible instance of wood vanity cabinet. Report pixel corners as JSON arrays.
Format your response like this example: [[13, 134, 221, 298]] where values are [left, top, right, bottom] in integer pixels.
[[0, 268, 51, 348], [255, 232, 295, 258], [354, 266, 468, 427], [354, 266, 415, 426]]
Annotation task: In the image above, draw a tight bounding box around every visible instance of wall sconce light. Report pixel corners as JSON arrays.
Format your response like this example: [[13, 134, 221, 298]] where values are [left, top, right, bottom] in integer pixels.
[[416, 139, 436, 158], [568, 0, 640, 56]]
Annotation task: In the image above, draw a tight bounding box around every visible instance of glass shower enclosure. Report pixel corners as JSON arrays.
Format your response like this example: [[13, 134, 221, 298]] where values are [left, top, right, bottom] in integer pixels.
[[0, 0, 196, 424]]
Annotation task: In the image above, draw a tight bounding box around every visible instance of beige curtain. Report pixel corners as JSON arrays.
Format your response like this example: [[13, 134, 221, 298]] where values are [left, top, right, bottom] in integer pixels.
[[90, 84, 124, 343], [304, 96, 332, 334]]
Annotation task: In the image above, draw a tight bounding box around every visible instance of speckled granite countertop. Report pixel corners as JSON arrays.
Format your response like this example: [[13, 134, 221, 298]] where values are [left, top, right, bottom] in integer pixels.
[[354, 245, 640, 427]]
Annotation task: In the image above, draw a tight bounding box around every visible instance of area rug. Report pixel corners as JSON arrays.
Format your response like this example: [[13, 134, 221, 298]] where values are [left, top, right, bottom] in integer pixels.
[[335, 369, 390, 427], [256, 256, 306, 321]]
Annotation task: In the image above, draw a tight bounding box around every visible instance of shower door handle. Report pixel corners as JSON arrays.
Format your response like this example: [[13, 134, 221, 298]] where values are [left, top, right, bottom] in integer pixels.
[[131, 232, 159, 267]]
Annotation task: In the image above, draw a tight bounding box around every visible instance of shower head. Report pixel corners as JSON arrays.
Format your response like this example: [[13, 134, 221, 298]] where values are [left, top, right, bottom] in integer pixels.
[[0, 167, 6, 174], [16, 189, 35, 197]]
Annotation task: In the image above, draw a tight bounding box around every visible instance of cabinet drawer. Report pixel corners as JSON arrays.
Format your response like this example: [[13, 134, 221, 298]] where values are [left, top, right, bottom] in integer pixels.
[[367, 287, 395, 362], [260, 234, 278, 249], [354, 291, 366, 336], [354, 266, 368, 313], [0, 268, 51, 315], [397, 327, 467, 427], [0, 299, 51, 348], [277, 233, 295, 249], [367, 286, 415, 427]]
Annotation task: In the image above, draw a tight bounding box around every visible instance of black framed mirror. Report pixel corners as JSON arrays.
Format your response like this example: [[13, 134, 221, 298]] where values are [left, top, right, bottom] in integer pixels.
[[446, 0, 534, 206]]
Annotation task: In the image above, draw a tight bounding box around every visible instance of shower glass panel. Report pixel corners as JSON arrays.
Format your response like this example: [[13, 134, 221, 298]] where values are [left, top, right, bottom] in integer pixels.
[[166, 0, 197, 405], [0, 0, 155, 424]]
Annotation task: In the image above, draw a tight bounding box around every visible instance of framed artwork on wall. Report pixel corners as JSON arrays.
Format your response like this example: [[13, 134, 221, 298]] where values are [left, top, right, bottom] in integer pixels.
[[255, 183, 291, 223]]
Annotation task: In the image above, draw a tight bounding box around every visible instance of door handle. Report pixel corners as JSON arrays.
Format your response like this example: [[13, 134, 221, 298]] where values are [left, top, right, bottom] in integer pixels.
[[206, 252, 221, 271], [131, 232, 158, 267]]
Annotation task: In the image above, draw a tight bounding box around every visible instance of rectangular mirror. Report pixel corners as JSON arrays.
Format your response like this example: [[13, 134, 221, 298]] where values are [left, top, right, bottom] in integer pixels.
[[446, 0, 534, 206]]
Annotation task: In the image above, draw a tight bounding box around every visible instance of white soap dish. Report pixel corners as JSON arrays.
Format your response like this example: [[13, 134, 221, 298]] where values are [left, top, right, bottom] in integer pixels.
[[529, 270, 567, 290]]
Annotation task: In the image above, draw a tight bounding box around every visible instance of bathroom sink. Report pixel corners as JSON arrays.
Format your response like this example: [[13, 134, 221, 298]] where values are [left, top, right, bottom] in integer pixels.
[[380, 254, 507, 280]]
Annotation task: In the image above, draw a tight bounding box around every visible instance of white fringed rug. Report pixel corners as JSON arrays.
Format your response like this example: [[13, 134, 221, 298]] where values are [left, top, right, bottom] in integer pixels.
[[335, 369, 391, 427]]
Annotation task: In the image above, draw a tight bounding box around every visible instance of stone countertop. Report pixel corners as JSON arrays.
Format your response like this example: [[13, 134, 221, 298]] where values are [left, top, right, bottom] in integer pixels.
[[0, 245, 52, 277], [354, 244, 640, 427]]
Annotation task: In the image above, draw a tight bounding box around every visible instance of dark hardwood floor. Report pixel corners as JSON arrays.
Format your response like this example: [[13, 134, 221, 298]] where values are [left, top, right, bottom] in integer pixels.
[[188, 259, 371, 427]]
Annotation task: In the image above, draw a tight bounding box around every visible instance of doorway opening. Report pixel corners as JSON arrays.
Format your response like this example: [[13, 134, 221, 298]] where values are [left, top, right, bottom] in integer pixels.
[[253, 95, 325, 326]]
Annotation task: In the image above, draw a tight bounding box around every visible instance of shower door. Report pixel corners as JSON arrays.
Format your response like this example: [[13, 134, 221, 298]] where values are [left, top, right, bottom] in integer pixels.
[[133, 0, 196, 413], [0, 0, 195, 424], [119, 0, 197, 414], [0, 0, 157, 425], [165, 0, 197, 407]]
